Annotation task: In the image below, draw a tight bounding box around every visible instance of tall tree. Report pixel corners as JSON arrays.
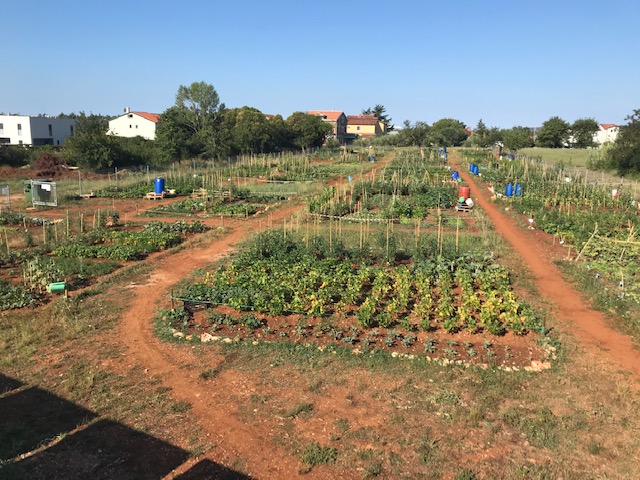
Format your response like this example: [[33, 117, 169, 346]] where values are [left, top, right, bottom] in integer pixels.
[[64, 113, 122, 170], [400, 120, 430, 147], [536, 116, 570, 148], [174, 81, 222, 134], [472, 119, 489, 147], [156, 81, 225, 159], [570, 118, 599, 148], [362, 104, 393, 132], [608, 108, 640, 175], [502, 126, 533, 152], [428, 118, 468, 147], [155, 106, 205, 162], [286, 112, 332, 150], [229, 107, 273, 154]]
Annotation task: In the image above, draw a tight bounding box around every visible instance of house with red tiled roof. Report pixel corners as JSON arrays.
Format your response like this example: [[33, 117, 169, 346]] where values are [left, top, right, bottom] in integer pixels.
[[308, 110, 347, 144], [346, 114, 385, 138], [108, 107, 160, 140], [593, 123, 620, 145]]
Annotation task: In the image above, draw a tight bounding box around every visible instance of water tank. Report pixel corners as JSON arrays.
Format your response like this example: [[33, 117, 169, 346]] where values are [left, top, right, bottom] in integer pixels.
[[458, 186, 471, 201], [154, 177, 165, 195], [505, 183, 514, 197]]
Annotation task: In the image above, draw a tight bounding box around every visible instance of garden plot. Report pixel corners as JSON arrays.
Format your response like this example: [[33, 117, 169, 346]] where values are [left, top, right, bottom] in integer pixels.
[[461, 149, 640, 338], [162, 230, 553, 370], [0, 209, 209, 310]]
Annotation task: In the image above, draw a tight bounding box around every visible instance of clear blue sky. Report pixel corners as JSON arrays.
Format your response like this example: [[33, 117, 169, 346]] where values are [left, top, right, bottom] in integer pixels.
[[3, 0, 638, 129]]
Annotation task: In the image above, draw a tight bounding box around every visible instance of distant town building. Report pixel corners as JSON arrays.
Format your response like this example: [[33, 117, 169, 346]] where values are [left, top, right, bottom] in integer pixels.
[[308, 110, 347, 144], [0, 115, 75, 146], [593, 124, 619, 145], [108, 108, 160, 140], [346, 114, 386, 138]]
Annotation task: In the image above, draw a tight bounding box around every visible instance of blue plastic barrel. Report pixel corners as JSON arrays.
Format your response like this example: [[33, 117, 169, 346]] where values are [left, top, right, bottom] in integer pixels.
[[515, 183, 522, 197], [451, 171, 459, 181], [154, 177, 165, 195], [505, 183, 514, 197], [443, 147, 447, 153], [469, 163, 475, 173], [472, 165, 479, 175]]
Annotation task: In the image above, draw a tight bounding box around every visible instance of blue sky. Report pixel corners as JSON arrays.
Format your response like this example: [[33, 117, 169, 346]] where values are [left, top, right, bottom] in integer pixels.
[[3, 0, 638, 128]]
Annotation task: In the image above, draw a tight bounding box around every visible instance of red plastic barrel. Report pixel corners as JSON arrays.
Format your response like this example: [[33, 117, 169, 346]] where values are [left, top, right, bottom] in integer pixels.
[[458, 186, 471, 201]]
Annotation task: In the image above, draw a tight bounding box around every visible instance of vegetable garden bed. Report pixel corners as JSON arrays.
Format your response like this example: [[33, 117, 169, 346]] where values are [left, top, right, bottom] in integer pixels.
[[163, 230, 554, 369]]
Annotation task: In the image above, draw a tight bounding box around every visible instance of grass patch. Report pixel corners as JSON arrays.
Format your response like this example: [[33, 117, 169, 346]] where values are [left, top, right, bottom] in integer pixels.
[[286, 402, 313, 418], [300, 442, 338, 467], [518, 147, 591, 167]]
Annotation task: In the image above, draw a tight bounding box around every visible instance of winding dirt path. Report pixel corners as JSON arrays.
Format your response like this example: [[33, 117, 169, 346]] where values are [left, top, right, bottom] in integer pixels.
[[449, 154, 640, 378], [115, 161, 392, 479], [118, 204, 309, 478]]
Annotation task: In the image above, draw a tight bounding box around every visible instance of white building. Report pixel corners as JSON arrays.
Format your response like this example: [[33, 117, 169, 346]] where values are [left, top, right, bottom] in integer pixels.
[[0, 115, 75, 146], [108, 108, 160, 140], [593, 124, 619, 145]]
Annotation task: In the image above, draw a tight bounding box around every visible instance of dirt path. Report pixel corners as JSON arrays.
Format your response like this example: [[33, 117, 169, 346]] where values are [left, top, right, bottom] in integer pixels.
[[117, 204, 308, 478], [115, 160, 392, 479], [449, 155, 640, 378]]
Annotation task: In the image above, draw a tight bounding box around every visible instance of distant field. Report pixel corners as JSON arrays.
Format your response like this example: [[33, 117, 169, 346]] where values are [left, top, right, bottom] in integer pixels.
[[518, 147, 592, 167]]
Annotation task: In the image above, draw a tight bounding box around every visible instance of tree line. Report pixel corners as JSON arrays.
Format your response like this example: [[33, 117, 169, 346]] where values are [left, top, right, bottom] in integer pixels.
[[1, 81, 639, 175]]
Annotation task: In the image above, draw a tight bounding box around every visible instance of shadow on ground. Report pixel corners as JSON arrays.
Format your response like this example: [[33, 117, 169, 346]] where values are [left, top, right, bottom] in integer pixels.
[[0, 373, 250, 479]]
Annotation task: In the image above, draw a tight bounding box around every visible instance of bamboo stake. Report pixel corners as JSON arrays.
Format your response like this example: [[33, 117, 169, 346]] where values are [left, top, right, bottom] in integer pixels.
[[574, 224, 599, 263]]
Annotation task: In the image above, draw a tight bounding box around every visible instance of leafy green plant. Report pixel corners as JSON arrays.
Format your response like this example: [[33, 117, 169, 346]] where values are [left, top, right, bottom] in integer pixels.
[[424, 337, 437, 353], [300, 442, 338, 467]]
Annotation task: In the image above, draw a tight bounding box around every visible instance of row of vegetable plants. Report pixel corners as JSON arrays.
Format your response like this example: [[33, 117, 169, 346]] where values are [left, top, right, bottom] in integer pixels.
[[308, 150, 457, 219], [177, 230, 542, 336], [0, 219, 208, 310], [461, 149, 640, 307], [92, 150, 370, 198]]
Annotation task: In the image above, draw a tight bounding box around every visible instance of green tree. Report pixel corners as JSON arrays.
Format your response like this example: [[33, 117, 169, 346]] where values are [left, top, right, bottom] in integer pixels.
[[64, 113, 123, 170], [502, 126, 534, 152], [536, 116, 570, 148], [232, 107, 273, 153], [428, 118, 468, 147], [267, 114, 290, 150], [471, 119, 489, 147], [286, 112, 332, 150], [570, 118, 598, 148], [486, 127, 503, 147], [400, 120, 430, 147], [156, 81, 225, 159], [155, 106, 205, 162], [362, 104, 393, 131], [608, 108, 640, 175], [174, 81, 222, 134]]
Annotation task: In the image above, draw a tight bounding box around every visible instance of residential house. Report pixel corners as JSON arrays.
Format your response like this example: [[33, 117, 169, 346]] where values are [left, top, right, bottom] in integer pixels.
[[108, 108, 160, 140], [346, 114, 385, 138], [593, 124, 619, 145], [308, 110, 347, 144], [0, 115, 75, 146]]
